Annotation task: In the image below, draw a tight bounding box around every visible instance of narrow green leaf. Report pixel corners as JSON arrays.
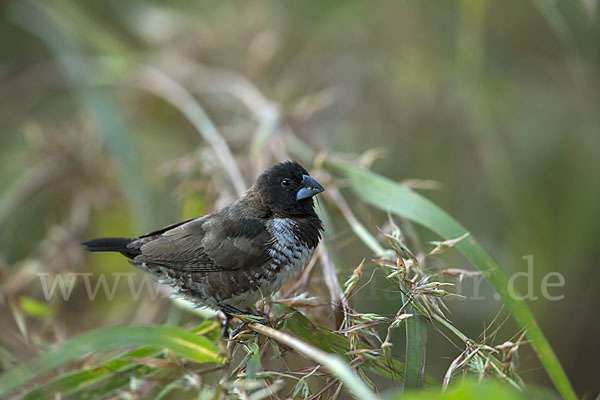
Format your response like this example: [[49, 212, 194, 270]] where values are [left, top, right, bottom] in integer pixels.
[[390, 378, 561, 400], [329, 160, 576, 400], [22, 347, 159, 399], [403, 302, 427, 391], [60, 365, 159, 400], [0, 325, 223, 397]]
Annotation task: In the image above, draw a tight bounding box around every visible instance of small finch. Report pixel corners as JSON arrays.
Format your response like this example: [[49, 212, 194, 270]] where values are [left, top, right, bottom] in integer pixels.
[[82, 161, 324, 331]]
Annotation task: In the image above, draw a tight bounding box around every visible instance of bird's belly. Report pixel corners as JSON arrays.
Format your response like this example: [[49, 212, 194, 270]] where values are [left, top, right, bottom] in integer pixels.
[[225, 248, 312, 309], [222, 216, 314, 308]]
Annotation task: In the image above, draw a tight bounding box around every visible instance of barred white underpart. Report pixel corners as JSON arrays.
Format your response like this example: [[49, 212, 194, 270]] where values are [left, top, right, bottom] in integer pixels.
[[218, 218, 313, 309]]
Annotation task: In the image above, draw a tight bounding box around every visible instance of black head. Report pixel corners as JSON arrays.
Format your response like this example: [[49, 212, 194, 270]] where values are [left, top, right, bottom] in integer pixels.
[[253, 161, 324, 217]]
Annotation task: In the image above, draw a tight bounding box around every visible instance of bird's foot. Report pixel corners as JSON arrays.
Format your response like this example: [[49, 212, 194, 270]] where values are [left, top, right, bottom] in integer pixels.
[[218, 303, 267, 339]]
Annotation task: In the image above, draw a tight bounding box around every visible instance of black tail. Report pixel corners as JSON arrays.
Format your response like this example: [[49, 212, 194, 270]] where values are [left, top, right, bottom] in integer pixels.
[[81, 237, 140, 258]]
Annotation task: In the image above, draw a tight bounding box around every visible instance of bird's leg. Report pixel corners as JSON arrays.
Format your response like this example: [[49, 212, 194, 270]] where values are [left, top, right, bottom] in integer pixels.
[[221, 313, 232, 339], [218, 303, 267, 338], [230, 321, 248, 338]]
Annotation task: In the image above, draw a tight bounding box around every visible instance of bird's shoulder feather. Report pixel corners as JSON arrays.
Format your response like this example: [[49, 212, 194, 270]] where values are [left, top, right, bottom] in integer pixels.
[[133, 204, 272, 272]]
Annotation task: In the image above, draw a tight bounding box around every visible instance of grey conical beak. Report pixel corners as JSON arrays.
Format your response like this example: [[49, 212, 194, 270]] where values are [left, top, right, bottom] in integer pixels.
[[296, 174, 325, 200]]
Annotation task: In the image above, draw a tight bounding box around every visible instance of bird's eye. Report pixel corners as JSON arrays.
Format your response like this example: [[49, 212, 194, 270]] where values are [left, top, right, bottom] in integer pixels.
[[281, 178, 291, 187]]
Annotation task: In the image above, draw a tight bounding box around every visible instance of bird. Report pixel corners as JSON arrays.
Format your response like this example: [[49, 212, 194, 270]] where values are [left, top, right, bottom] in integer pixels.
[[82, 161, 324, 332]]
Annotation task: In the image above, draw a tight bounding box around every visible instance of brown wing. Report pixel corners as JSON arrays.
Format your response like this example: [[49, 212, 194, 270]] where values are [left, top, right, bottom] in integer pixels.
[[132, 212, 272, 273]]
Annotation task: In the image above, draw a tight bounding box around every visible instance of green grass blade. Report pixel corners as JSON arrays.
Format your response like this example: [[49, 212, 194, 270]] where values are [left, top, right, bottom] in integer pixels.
[[58, 365, 160, 400], [403, 304, 427, 391], [0, 325, 223, 397], [328, 160, 576, 399], [24, 321, 222, 399], [390, 378, 561, 400], [22, 347, 160, 399]]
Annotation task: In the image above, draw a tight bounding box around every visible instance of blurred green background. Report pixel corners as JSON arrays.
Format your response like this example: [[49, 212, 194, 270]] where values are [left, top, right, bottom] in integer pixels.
[[0, 0, 599, 397]]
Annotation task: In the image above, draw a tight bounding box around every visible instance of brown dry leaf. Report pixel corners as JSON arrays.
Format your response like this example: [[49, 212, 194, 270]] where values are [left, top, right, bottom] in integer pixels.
[[429, 232, 471, 256], [343, 259, 364, 298]]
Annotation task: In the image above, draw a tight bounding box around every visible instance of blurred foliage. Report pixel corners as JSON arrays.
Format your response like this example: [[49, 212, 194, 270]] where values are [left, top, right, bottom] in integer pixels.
[[1, 0, 599, 398], [388, 379, 559, 400]]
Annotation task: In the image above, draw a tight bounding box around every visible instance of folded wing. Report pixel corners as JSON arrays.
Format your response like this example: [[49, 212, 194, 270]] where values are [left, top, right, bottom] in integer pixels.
[[132, 213, 272, 273]]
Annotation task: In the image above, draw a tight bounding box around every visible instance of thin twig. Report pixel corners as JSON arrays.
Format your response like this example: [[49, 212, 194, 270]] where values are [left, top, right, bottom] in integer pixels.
[[283, 254, 319, 298], [318, 246, 347, 324], [327, 188, 385, 255], [247, 322, 378, 400], [159, 58, 280, 176], [136, 66, 247, 196]]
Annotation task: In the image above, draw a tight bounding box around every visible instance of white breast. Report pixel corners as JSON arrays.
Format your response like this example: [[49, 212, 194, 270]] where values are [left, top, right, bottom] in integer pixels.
[[267, 218, 313, 268]]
